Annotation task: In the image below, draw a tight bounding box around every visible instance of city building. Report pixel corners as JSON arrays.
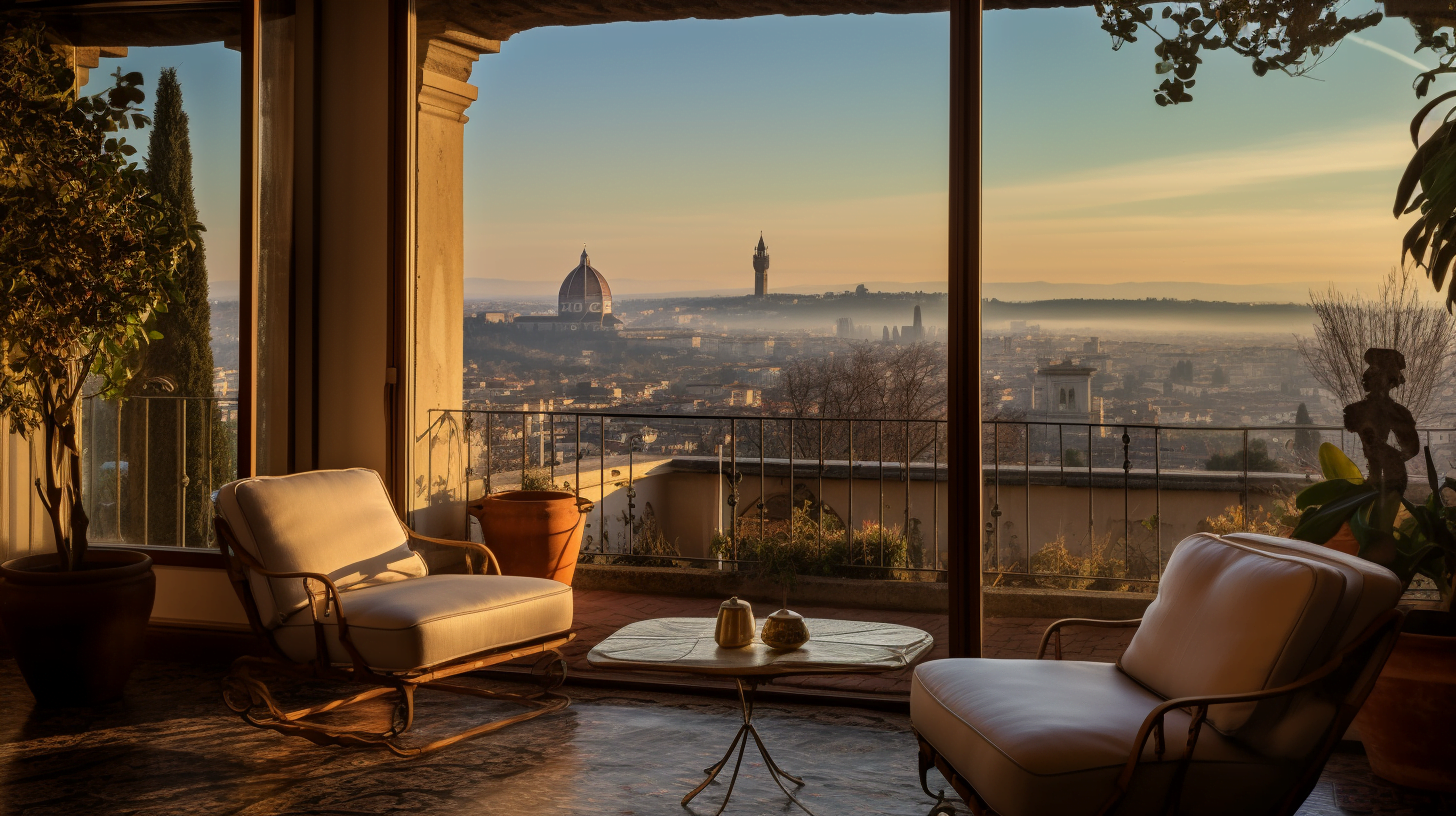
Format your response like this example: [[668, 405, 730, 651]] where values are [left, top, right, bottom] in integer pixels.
[[1031, 358, 1101, 424], [513, 248, 624, 332], [836, 316, 854, 338], [752, 232, 770, 297]]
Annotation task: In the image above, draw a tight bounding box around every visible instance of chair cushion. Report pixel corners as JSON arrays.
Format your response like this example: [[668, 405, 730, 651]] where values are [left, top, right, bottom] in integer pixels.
[[1121, 534, 1346, 734], [911, 659, 1297, 816], [273, 574, 573, 672], [1216, 533, 1402, 757], [216, 469, 428, 627]]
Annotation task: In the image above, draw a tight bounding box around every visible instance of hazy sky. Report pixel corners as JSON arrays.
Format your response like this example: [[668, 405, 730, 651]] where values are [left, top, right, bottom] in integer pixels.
[[463, 13, 951, 294], [85, 3, 1449, 301], [982, 0, 1441, 298]]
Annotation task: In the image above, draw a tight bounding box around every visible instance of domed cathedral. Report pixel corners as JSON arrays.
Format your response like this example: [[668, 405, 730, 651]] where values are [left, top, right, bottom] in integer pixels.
[[514, 248, 623, 332]]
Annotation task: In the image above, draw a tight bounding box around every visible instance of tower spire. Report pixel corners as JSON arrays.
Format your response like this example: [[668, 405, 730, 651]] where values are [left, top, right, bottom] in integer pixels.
[[752, 232, 770, 297]]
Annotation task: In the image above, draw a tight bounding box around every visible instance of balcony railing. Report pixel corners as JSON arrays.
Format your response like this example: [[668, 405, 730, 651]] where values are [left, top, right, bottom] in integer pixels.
[[427, 408, 949, 578], [982, 419, 1456, 594], [80, 395, 239, 549], [427, 409, 1454, 593]]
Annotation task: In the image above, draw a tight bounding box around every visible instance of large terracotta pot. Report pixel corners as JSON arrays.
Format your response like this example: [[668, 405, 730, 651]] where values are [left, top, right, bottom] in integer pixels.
[[0, 548, 156, 707], [1355, 609, 1456, 792], [469, 491, 593, 585]]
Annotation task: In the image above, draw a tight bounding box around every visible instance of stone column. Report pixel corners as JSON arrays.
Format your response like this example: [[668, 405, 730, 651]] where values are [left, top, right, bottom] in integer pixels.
[[411, 24, 498, 537]]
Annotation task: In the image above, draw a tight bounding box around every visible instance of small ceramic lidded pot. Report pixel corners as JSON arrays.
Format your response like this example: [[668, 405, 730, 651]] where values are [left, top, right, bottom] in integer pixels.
[[761, 608, 811, 651], [714, 596, 755, 648]]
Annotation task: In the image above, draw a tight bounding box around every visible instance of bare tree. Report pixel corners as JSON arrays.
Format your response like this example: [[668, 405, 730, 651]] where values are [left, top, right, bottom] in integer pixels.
[[766, 343, 947, 463], [1297, 266, 1456, 422]]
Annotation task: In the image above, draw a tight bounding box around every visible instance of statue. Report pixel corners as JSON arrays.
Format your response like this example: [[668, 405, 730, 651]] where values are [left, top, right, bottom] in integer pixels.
[[1342, 348, 1420, 563]]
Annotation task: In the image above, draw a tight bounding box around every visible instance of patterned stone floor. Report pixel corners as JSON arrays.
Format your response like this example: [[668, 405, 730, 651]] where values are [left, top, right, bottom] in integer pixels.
[[0, 658, 1450, 816]]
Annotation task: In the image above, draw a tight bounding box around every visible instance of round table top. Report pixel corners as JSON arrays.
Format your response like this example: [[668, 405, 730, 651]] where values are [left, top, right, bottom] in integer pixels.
[[586, 616, 935, 677]]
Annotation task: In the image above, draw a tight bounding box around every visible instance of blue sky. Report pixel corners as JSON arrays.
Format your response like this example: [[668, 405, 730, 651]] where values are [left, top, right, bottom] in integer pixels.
[[82, 44, 241, 296], [84, 4, 1450, 300]]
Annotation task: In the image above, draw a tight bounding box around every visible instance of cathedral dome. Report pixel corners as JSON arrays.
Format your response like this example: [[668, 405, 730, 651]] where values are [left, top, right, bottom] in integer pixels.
[[558, 248, 613, 321]]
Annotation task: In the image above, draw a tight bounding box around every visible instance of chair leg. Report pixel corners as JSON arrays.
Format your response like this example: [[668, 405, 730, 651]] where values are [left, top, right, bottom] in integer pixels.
[[222, 651, 571, 757], [917, 737, 962, 816]]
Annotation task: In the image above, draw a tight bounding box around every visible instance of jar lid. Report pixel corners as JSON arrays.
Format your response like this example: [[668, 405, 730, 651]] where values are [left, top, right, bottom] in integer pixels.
[[768, 608, 803, 620], [720, 595, 750, 610]]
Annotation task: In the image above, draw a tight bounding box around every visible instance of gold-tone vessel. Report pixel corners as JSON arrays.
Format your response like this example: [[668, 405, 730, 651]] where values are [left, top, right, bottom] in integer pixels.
[[761, 608, 810, 650], [714, 596, 755, 648]]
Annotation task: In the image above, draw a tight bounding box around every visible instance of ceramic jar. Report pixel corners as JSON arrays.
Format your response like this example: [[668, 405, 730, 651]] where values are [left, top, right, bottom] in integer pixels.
[[714, 596, 755, 648]]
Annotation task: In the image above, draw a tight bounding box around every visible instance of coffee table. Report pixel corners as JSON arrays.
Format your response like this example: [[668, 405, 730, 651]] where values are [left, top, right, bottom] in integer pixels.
[[586, 616, 934, 815]]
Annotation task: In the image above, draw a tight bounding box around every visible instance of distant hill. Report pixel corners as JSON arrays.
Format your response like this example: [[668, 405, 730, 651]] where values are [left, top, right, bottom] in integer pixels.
[[982, 280, 1313, 303], [983, 297, 1314, 334]]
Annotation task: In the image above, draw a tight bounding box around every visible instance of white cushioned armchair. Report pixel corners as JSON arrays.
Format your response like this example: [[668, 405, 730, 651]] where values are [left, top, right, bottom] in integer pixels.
[[911, 533, 1405, 816], [214, 468, 575, 756]]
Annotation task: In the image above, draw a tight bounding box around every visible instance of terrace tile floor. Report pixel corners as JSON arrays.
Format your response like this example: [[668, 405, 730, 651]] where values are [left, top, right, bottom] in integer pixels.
[[0, 658, 1447, 815]]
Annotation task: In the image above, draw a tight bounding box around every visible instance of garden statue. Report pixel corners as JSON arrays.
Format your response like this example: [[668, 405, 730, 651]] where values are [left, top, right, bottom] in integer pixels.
[[1342, 348, 1421, 562]]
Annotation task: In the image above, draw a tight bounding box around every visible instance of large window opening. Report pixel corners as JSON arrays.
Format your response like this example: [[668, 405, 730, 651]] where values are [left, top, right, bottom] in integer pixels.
[[79, 42, 242, 549], [979, 0, 1455, 659], [436, 12, 951, 694]]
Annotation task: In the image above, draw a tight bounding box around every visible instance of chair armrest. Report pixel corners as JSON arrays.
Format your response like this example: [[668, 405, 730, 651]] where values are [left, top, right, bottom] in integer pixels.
[[405, 527, 502, 576], [1037, 618, 1142, 660], [1095, 608, 1405, 816]]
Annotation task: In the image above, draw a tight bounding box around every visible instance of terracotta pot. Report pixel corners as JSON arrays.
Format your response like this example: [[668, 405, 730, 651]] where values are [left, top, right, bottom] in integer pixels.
[[1354, 609, 1456, 792], [0, 548, 155, 707], [1323, 523, 1360, 557], [469, 491, 593, 585]]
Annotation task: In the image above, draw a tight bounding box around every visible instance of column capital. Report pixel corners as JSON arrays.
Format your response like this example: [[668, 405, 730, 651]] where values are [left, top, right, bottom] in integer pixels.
[[417, 22, 497, 122]]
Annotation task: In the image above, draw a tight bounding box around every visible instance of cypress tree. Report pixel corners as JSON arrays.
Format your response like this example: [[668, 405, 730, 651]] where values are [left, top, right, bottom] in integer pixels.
[[1294, 402, 1320, 461], [126, 68, 230, 546]]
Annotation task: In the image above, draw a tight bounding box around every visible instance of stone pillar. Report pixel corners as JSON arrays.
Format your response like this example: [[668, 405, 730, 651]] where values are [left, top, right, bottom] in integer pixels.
[[410, 24, 498, 537]]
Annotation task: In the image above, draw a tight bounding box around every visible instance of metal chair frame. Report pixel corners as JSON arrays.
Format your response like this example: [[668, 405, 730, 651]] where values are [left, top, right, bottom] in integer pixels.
[[216, 515, 574, 757], [915, 609, 1405, 816]]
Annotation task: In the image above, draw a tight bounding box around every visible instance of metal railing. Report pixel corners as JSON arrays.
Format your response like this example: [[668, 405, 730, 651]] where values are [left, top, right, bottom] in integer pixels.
[[429, 408, 949, 577], [981, 419, 1456, 590], [81, 395, 239, 548]]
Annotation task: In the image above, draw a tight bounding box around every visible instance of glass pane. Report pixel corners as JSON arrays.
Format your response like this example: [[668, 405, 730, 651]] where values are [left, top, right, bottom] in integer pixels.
[[78, 41, 242, 548]]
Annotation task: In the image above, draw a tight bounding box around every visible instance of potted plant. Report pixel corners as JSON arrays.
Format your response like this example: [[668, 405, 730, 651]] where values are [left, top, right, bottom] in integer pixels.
[[1291, 442, 1455, 791], [0, 18, 197, 706], [469, 469, 593, 584]]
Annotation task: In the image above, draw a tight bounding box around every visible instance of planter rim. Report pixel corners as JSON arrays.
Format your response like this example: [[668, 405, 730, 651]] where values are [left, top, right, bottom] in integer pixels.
[[0, 548, 153, 586], [476, 490, 578, 503]]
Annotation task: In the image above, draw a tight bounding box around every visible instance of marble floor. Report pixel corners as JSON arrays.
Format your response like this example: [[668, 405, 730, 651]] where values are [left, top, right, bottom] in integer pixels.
[[0, 659, 1451, 816]]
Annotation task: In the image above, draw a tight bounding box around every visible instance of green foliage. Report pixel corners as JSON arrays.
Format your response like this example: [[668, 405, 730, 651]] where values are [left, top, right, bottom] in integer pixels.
[[1291, 443, 1456, 601], [1395, 89, 1456, 312], [1062, 447, 1086, 468], [1205, 438, 1285, 473], [710, 502, 911, 581], [130, 66, 228, 546], [0, 17, 197, 568], [1094, 1, 1381, 106]]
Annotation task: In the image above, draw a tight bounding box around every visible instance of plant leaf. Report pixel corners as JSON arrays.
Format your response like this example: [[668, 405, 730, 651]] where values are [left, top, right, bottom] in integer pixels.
[[1318, 443, 1363, 482]]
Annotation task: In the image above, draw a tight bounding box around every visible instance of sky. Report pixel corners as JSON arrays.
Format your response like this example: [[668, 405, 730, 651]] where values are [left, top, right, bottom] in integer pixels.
[[80, 4, 1453, 302], [81, 44, 241, 297]]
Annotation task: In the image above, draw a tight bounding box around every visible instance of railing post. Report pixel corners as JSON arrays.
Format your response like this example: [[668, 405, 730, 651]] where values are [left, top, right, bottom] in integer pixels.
[[788, 418, 794, 549], [933, 421, 940, 571], [179, 399, 187, 547], [730, 417, 738, 560], [1025, 421, 1031, 573], [485, 412, 493, 496], [1122, 427, 1131, 571], [878, 419, 885, 566], [847, 420, 855, 559], [1242, 427, 1250, 532], [905, 419, 911, 569], [143, 398, 150, 546], [758, 417, 766, 543], [817, 418, 824, 556], [1154, 426, 1162, 578]]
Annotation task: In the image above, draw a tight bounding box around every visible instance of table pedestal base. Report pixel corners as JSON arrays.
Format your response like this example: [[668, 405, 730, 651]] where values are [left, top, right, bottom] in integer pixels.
[[681, 678, 815, 815]]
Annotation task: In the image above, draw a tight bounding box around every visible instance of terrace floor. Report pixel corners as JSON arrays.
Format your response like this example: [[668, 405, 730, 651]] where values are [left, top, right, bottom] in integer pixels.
[[0, 658, 1450, 815]]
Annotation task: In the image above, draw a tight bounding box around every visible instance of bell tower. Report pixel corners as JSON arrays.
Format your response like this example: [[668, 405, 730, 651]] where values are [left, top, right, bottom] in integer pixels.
[[752, 233, 770, 297]]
